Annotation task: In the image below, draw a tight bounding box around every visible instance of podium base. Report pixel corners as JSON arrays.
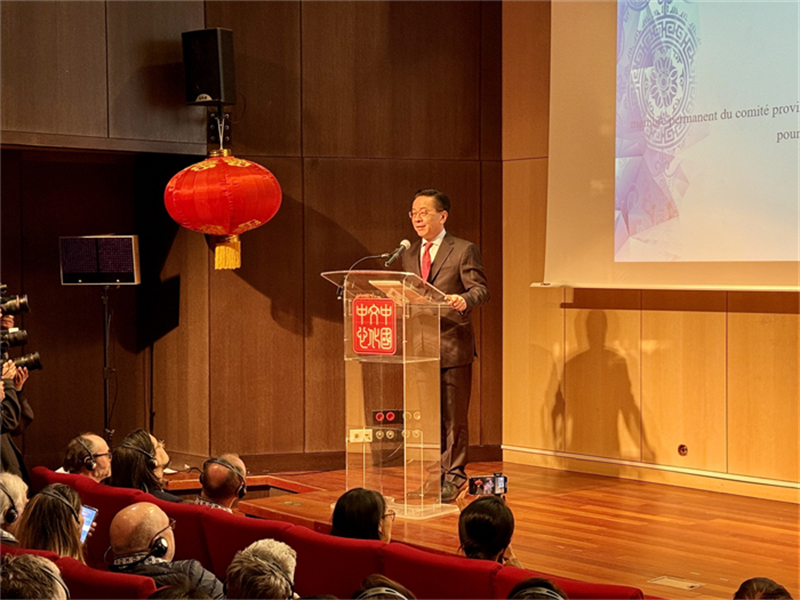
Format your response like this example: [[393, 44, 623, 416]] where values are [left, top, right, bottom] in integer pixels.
[[388, 499, 459, 520]]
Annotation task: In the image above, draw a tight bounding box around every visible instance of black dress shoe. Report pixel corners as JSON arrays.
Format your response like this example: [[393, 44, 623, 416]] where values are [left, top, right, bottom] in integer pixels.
[[441, 481, 462, 503]]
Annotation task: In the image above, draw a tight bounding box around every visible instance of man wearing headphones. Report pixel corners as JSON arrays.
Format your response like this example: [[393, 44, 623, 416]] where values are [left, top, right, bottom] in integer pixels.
[[62, 433, 112, 483], [108, 502, 224, 599], [195, 453, 247, 512], [0, 471, 28, 546]]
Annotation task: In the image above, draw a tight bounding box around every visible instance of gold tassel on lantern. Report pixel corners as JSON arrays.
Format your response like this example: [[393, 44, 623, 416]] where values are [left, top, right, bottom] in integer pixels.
[[214, 235, 241, 270]]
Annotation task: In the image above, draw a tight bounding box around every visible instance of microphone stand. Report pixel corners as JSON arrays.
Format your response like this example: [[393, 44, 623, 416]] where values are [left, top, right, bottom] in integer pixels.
[[336, 254, 387, 301]]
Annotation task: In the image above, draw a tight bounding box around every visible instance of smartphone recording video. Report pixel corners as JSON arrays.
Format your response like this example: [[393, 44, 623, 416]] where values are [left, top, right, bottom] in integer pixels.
[[468, 473, 508, 496]]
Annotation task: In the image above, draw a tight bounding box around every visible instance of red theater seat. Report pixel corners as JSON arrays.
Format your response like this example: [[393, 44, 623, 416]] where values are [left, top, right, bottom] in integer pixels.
[[56, 556, 157, 599], [494, 565, 645, 600], [282, 526, 386, 599], [78, 483, 148, 569], [147, 496, 214, 570], [380, 542, 500, 600], [201, 508, 294, 579], [0, 543, 61, 561], [30, 466, 86, 494]]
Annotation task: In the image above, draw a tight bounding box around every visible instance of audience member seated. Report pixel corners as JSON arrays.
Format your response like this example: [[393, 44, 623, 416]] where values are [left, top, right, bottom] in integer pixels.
[[194, 454, 247, 512], [457, 495, 521, 568], [352, 574, 416, 600], [733, 577, 792, 599], [16, 483, 87, 563], [62, 432, 113, 483], [225, 538, 298, 599], [110, 429, 182, 503], [507, 577, 568, 600], [0, 552, 70, 600], [108, 501, 224, 599], [147, 573, 213, 599], [330, 488, 394, 542], [0, 472, 28, 546]]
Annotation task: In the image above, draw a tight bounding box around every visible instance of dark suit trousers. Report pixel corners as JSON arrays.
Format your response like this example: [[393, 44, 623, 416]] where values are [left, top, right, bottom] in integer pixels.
[[440, 363, 472, 485]]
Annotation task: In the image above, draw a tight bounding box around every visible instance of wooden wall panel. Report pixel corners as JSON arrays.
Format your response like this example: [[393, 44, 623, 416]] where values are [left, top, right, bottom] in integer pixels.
[[641, 291, 727, 471], [480, 2, 503, 161], [209, 158, 305, 456], [302, 1, 481, 159], [106, 1, 206, 143], [0, 1, 107, 137], [151, 229, 210, 459], [1, 151, 23, 294], [502, 0, 551, 160], [503, 286, 565, 452], [502, 158, 557, 450], [303, 158, 482, 453], [728, 293, 800, 483], [564, 290, 642, 461], [478, 161, 503, 445], [205, 2, 301, 157], [15, 152, 145, 466]]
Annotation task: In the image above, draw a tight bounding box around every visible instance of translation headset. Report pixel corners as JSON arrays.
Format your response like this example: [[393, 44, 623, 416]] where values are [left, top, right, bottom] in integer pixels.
[[355, 588, 409, 600], [224, 556, 293, 599], [0, 482, 19, 524], [39, 489, 80, 525], [40, 563, 71, 600], [75, 436, 96, 472], [119, 442, 158, 470], [105, 519, 172, 570], [201, 457, 247, 499], [512, 588, 566, 600]]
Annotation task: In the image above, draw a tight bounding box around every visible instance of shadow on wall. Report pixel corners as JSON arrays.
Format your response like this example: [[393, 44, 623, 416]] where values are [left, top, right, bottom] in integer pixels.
[[551, 309, 655, 474]]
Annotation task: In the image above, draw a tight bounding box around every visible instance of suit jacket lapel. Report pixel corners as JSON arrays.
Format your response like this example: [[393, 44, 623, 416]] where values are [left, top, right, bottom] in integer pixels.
[[429, 233, 454, 283]]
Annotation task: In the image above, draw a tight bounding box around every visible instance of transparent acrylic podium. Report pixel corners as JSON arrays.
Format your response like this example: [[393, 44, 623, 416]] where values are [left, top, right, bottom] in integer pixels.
[[321, 270, 458, 519]]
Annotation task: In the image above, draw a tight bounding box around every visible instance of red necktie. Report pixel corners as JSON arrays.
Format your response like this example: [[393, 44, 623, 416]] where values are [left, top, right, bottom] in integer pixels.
[[421, 242, 433, 281]]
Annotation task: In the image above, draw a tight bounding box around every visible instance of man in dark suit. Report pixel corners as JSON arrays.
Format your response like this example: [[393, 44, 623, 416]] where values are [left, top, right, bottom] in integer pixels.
[[402, 189, 489, 502]]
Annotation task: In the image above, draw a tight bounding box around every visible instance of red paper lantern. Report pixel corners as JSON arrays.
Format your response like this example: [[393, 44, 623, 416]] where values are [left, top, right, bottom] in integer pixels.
[[163, 149, 282, 269]]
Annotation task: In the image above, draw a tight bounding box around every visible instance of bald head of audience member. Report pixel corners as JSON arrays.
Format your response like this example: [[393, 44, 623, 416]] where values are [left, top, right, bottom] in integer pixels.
[[110, 502, 175, 562], [63, 433, 112, 483], [199, 454, 246, 509]]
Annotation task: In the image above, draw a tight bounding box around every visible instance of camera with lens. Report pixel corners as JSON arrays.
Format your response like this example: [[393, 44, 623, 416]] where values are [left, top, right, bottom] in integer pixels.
[[1, 284, 42, 372], [0, 284, 30, 316]]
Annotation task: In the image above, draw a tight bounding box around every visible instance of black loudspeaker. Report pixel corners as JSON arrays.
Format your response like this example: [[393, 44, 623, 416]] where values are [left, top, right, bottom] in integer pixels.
[[182, 28, 236, 106], [59, 235, 140, 286]]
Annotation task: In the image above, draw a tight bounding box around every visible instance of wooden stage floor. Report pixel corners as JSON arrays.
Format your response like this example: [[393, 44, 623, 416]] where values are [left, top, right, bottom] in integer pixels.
[[238, 461, 799, 600]]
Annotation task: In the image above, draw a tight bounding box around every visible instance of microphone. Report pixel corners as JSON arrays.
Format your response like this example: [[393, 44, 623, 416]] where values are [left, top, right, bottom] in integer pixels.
[[383, 240, 411, 267]]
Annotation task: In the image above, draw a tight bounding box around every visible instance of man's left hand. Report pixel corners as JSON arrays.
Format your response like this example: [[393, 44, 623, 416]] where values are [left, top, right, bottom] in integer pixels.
[[13, 366, 28, 392], [445, 294, 467, 312]]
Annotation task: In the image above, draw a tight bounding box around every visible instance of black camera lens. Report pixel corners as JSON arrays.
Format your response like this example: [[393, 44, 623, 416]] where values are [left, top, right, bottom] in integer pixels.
[[12, 351, 42, 371], [0, 329, 28, 349], [0, 294, 30, 315]]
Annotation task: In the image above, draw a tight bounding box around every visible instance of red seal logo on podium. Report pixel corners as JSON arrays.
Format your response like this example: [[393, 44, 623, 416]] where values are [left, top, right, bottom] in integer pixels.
[[353, 298, 396, 355]]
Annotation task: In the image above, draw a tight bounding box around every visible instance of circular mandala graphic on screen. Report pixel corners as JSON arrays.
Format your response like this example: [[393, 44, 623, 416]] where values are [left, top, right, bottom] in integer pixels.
[[627, 9, 698, 152]]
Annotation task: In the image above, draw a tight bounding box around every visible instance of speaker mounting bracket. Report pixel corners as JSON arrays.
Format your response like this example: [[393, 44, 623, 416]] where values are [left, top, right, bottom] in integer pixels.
[[208, 109, 232, 149]]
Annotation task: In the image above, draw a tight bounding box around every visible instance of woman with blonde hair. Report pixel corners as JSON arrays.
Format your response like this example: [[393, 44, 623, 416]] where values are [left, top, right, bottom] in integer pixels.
[[16, 483, 86, 563]]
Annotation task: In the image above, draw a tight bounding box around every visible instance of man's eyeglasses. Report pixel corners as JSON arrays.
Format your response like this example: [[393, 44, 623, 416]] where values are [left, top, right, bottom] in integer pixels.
[[408, 209, 439, 220], [93, 452, 112, 460], [150, 518, 177, 544], [384, 509, 396, 522]]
